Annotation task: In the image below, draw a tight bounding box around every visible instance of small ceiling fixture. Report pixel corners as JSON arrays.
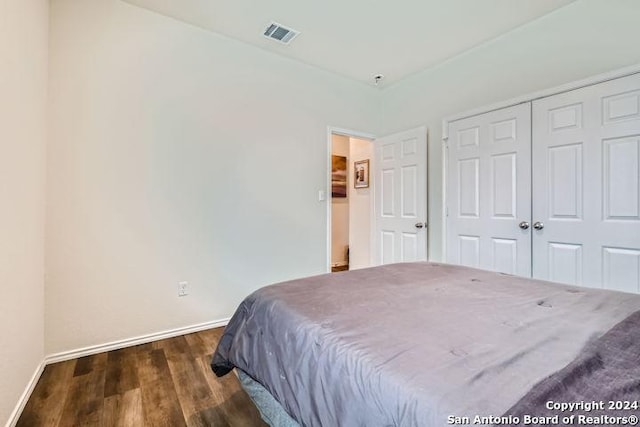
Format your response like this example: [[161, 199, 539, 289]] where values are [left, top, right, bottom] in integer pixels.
[[373, 74, 385, 86], [263, 22, 300, 45]]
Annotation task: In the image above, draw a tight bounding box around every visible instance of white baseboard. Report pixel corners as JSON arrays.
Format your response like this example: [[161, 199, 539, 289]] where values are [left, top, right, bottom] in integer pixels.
[[45, 317, 230, 364], [5, 360, 46, 427]]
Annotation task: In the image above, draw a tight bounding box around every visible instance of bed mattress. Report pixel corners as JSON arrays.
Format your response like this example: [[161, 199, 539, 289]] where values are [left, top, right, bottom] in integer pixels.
[[212, 262, 640, 426]]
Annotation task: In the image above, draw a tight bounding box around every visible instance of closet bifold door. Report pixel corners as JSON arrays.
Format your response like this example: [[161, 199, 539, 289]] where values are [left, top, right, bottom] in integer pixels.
[[447, 103, 532, 277], [532, 73, 640, 293]]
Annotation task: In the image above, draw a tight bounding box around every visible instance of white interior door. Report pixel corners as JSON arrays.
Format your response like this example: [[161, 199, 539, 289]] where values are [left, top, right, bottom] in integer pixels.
[[532, 73, 640, 292], [447, 103, 532, 276], [373, 127, 427, 265]]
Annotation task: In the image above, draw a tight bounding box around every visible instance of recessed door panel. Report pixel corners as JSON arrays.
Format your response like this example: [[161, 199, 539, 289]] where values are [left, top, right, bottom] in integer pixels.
[[492, 119, 516, 143], [603, 90, 640, 124], [491, 153, 516, 218], [548, 143, 583, 219], [458, 158, 479, 218], [459, 235, 480, 268], [402, 138, 418, 157], [381, 231, 395, 265], [381, 169, 395, 217], [548, 243, 583, 285], [492, 238, 517, 274], [549, 103, 582, 132], [402, 232, 418, 262], [458, 127, 479, 148], [401, 165, 417, 218], [603, 247, 640, 293], [382, 144, 395, 161], [603, 136, 639, 220]]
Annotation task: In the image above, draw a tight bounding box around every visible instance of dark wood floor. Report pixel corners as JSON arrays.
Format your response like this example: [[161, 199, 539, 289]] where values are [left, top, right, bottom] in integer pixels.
[[18, 328, 267, 427]]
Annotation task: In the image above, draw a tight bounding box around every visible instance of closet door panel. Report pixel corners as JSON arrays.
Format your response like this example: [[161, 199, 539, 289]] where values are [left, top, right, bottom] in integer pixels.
[[447, 103, 531, 276], [532, 73, 640, 292]]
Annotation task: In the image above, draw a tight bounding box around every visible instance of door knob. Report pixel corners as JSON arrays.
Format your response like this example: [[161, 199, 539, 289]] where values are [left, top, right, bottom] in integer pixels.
[[415, 222, 425, 229], [533, 221, 544, 230], [518, 221, 530, 230]]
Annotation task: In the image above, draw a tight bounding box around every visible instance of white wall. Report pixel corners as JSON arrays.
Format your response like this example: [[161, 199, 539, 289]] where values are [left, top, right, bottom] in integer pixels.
[[41, 0, 640, 357], [0, 0, 48, 424], [331, 135, 350, 266], [379, 0, 640, 261], [348, 138, 372, 270], [45, 0, 379, 354]]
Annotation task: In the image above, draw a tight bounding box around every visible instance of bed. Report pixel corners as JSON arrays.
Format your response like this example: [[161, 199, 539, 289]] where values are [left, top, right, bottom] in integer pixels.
[[211, 262, 640, 426]]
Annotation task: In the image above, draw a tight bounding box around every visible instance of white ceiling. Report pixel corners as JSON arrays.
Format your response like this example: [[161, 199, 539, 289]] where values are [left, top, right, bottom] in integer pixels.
[[122, 0, 576, 87]]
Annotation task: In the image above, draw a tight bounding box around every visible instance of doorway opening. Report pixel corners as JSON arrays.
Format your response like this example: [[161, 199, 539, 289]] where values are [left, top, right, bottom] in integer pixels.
[[329, 130, 374, 273]]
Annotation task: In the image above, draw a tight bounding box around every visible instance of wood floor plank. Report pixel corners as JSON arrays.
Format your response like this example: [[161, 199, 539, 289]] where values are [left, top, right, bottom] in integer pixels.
[[103, 388, 143, 427], [58, 353, 107, 427], [104, 346, 140, 398], [190, 328, 222, 354], [183, 331, 211, 358], [196, 355, 266, 426], [186, 406, 231, 427], [72, 357, 91, 377], [165, 346, 222, 424], [154, 335, 191, 359], [137, 348, 187, 427], [16, 360, 76, 427], [133, 341, 154, 353]]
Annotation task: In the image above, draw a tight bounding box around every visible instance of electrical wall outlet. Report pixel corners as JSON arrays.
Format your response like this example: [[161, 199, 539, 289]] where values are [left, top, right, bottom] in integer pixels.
[[178, 281, 188, 297]]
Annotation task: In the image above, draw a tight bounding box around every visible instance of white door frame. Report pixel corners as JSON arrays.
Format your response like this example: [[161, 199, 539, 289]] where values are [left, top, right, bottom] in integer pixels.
[[326, 126, 376, 273], [441, 63, 640, 259]]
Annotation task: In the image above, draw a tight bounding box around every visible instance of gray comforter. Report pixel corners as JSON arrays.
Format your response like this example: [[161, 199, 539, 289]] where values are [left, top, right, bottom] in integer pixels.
[[504, 309, 640, 425], [212, 262, 640, 426]]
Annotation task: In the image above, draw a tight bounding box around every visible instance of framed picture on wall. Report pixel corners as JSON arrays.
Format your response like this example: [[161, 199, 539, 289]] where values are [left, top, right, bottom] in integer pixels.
[[354, 159, 369, 188], [332, 155, 347, 198]]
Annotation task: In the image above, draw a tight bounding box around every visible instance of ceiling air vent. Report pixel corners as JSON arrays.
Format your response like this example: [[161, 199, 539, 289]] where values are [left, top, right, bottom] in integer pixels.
[[263, 22, 300, 45]]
